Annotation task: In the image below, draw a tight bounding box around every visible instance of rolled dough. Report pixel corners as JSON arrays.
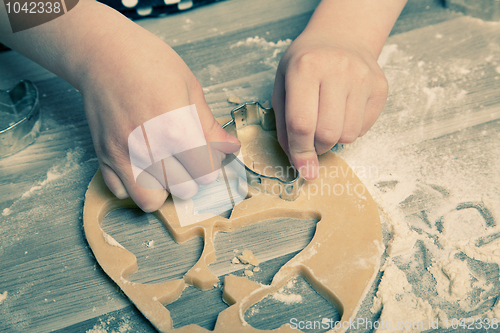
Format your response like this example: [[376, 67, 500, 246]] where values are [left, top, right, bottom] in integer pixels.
[[83, 122, 383, 333]]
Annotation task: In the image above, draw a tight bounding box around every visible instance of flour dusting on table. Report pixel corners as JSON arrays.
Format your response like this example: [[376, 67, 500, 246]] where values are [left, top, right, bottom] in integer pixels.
[[338, 17, 500, 331], [86, 316, 132, 333]]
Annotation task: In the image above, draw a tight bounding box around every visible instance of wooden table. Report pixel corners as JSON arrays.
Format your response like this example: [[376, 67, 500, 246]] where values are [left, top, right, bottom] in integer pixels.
[[2, 0, 499, 332]]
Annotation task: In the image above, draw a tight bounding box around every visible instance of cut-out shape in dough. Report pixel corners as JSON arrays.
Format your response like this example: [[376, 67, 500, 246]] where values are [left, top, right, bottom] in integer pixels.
[[101, 208, 203, 284], [83, 120, 383, 333], [245, 276, 341, 330]]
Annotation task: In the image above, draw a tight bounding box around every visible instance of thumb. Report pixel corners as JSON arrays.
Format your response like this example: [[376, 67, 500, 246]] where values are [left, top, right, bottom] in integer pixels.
[[193, 93, 240, 154], [205, 119, 241, 154]]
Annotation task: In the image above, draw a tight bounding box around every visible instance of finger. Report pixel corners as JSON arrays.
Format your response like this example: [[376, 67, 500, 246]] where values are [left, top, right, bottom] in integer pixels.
[[173, 143, 227, 186], [101, 164, 129, 199], [360, 79, 388, 136], [137, 101, 224, 188], [186, 84, 241, 185], [271, 70, 289, 156], [161, 155, 199, 199], [285, 72, 320, 180], [137, 155, 200, 199], [338, 89, 369, 144], [117, 163, 168, 213], [191, 82, 241, 149], [314, 82, 347, 155]]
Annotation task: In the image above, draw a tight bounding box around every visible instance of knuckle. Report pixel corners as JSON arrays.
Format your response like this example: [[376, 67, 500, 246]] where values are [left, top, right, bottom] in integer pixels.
[[375, 73, 389, 97], [195, 170, 219, 186], [171, 181, 199, 200], [290, 150, 316, 166], [350, 64, 371, 86], [287, 117, 315, 136], [336, 51, 361, 74], [101, 141, 129, 165], [339, 131, 359, 144], [140, 194, 167, 213], [358, 62, 371, 77], [293, 52, 324, 74], [367, 75, 389, 113], [315, 127, 339, 147], [204, 115, 221, 138], [189, 76, 202, 90], [336, 54, 350, 72], [315, 146, 332, 155]]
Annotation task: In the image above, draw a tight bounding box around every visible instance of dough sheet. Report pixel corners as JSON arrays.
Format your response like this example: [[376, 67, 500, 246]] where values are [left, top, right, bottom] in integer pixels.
[[83, 122, 383, 332]]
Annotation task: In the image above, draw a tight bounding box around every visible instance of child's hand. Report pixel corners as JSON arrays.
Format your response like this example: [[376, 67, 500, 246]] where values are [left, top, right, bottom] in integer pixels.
[[271, 0, 407, 180], [1, 1, 241, 212], [80, 24, 239, 212], [272, 32, 388, 180]]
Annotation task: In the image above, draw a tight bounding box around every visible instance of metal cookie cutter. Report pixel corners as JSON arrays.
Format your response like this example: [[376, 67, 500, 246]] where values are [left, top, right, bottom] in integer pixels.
[[222, 102, 304, 201], [0, 80, 41, 158]]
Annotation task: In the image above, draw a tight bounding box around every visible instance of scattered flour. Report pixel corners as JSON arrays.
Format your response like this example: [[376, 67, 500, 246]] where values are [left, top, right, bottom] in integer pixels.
[[230, 36, 292, 69], [429, 257, 493, 312], [372, 260, 442, 332], [0, 291, 7, 304], [270, 278, 303, 305], [0, 147, 94, 253], [17, 148, 86, 200], [22, 171, 61, 198], [272, 291, 302, 304], [340, 19, 500, 331], [86, 316, 132, 333], [246, 305, 260, 317], [230, 36, 292, 49]]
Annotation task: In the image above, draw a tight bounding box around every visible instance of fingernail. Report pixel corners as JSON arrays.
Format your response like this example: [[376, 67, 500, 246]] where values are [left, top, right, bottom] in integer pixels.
[[298, 159, 318, 180]]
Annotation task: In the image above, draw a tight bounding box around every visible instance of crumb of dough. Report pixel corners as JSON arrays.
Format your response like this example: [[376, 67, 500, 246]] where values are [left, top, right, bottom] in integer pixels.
[[238, 250, 259, 266], [228, 96, 241, 104], [253, 266, 260, 272], [231, 257, 240, 264], [244, 270, 254, 277]]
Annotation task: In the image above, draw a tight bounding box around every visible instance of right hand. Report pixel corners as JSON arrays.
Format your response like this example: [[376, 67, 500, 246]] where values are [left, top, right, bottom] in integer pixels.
[[80, 23, 240, 212]]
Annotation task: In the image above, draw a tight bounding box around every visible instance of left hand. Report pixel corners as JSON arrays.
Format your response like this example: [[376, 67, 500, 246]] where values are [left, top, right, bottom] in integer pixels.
[[271, 31, 389, 179]]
